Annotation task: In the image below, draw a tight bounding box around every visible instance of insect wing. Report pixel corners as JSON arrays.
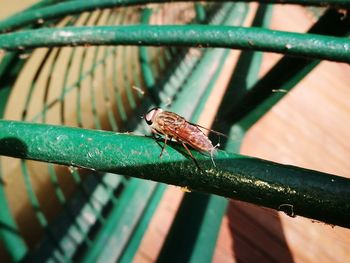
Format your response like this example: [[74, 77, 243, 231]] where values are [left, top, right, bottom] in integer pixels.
[[173, 122, 214, 153], [188, 122, 228, 138], [155, 111, 185, 138]]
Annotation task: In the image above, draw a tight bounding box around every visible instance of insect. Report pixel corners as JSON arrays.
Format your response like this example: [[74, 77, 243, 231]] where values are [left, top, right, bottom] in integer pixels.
[[144, 107, 221, 168]]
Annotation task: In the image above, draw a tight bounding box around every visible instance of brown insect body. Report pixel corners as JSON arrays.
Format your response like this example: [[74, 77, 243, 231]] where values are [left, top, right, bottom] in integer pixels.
[[145, 108, 217, 167]]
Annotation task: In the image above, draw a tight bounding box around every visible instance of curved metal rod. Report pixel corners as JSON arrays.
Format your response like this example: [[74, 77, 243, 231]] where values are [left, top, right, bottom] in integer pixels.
[[0, 0, 349, 32], [0, 120, 349, 228], [0, 25, 349, 63]]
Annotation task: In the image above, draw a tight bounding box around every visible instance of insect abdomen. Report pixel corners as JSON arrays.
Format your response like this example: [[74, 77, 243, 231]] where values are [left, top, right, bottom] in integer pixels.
[[181, 123, 214, 153]]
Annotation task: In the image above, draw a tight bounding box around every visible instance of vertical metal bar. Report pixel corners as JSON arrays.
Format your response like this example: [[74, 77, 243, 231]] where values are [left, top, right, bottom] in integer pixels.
[[157, 4, 250, 263], [0, 169, 28, 262], [226, 8, 350, 130]]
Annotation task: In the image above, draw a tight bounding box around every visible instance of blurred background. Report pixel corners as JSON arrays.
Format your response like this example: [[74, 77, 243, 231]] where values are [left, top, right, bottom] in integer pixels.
[[0, 1, 349, 262]]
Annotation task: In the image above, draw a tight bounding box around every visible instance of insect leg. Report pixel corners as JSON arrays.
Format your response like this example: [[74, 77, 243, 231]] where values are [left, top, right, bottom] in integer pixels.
[[160, 136, 168, 158], [152, 133, 162, 141], [181, 142, 200, 169], [210, 148, 217, 167]]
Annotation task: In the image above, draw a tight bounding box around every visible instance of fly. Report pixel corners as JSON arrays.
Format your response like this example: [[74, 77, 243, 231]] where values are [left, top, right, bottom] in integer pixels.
[[144, 107, 223, 168]]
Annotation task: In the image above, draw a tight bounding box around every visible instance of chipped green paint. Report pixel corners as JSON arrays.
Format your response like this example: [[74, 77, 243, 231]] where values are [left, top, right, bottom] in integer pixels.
[[0, 25, 349, 63]]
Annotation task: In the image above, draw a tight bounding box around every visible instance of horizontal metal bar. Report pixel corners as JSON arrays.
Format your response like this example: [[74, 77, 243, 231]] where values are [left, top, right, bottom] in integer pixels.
[[0, 0, 349, 32], [0, 25, 349, 63], [0, 120, 349, 228]]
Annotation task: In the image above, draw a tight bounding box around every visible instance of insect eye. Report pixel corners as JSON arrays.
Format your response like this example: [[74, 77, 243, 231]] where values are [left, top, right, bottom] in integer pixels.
[[146, 107, 159, 114], [145, 110, 155, 125], [144, 107, 162, 126]]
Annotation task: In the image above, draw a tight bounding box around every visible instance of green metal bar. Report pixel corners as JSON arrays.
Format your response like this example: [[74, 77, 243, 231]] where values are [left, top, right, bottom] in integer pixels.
[[20, 48, 53, 120], [20, 160, 71, 262], [118, 183, 166, 263], [227, 8, 350, 131], [90, 12, 105, 130], [195, 3, 206, 23], [122, 46, 137, 111], [139, 8, 158, 103], [0, 120, 349, 228], [111, 45, 128, 123], [0, 25, 349, 63], [64, 14, 106, 226], [15, 45, 72, 261], [157, 46, 232, 263], [70, 168, 106, 226], [156, 193, 227, 263], [90, 46, 103, 130], [56, 13, 107, 244], [0, 172, 28, 262], [210, 4, 274, 152], [42, 49, 62, 123], [125, 5, 246, 262], [26, 38, 123, 123], [0, 0, 349, 32], [47, 164, 93, 247], [102, 46, 118, 131], [1, 0, 61, 21], [108, 0, 129, 124], [33, 173, 122, 261], [82, 180, 157, 263], [120, 8, 139, 111], [158, 4, 264, 263], [0, 30, 41, 263], [59, 16, 80, 125], [81, 3, 203, 259], [100, 9, 121, 131]]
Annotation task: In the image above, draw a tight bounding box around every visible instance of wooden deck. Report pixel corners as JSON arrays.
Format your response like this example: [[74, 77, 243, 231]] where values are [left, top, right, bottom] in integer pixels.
[[136, 4, 350, 263]]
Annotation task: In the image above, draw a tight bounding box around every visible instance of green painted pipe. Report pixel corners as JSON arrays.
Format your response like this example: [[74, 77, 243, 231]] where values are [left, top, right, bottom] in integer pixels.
[[0, 120, 349, 228], [0, 0, 349, 32], [0, 25, 349, 63]]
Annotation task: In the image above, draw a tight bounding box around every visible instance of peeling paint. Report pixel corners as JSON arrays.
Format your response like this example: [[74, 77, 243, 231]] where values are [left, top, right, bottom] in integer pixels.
[[57, 30, 74, 38]]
